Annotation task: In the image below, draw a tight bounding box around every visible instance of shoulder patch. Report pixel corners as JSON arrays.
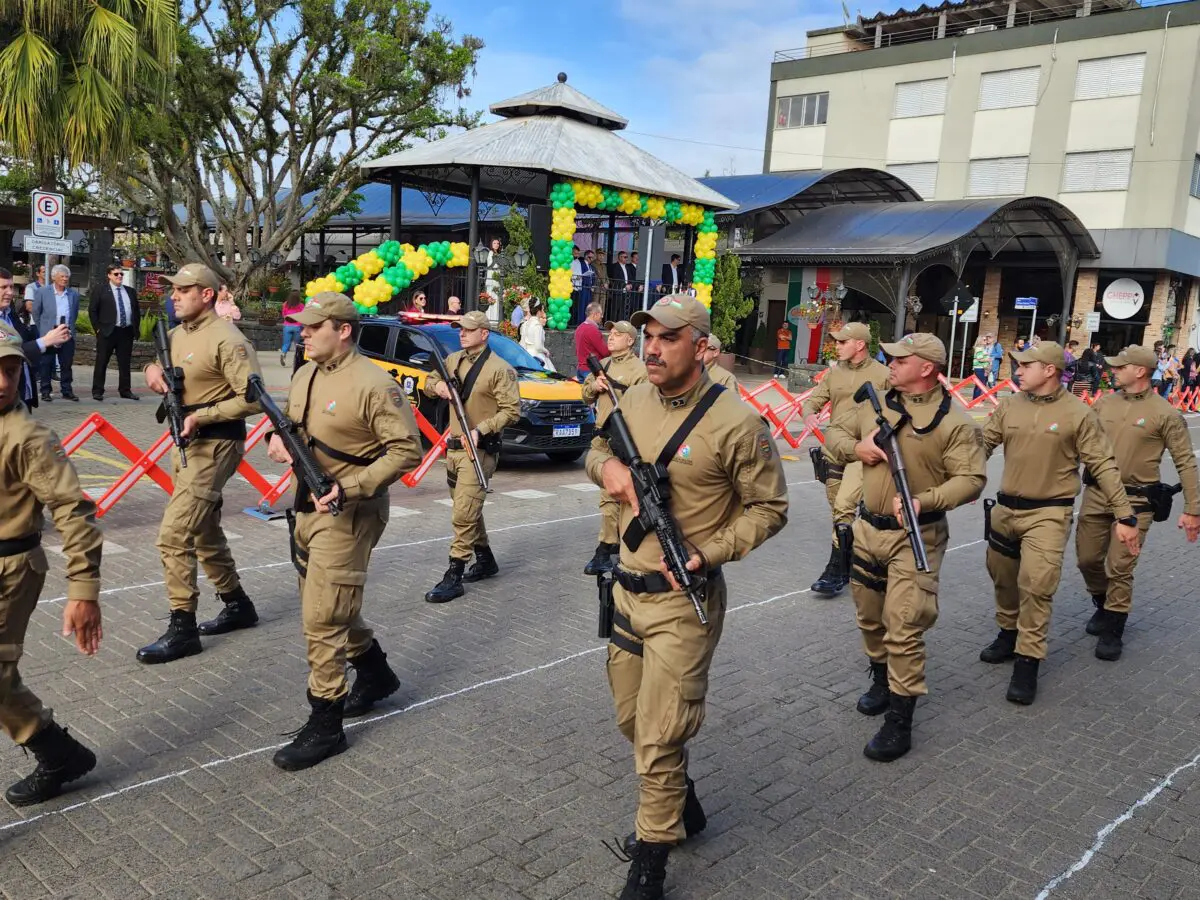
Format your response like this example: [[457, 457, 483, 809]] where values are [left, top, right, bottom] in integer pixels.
[[234, 344, 249, 360], [386, 386, 405, 408], [759, 432, 774, 459], [505, 368, 517, 384], [48, 435, 67, 462]]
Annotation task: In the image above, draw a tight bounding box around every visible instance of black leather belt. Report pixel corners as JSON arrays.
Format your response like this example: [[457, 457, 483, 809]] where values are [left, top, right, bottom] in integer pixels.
[[0, 534, 40, 557], [613, 566, 722, 594], [1082, 472, 1150, 496], [194, 420, 247, 442], [856, 502, 944, 531], [827, 463, 845, 479], [996, 492, 1074, 510]]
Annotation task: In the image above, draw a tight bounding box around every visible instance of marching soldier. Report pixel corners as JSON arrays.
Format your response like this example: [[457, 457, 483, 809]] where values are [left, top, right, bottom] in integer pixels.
[[266, 293, 422, 770], [0, 324, 104, 805], [825, 334, 984, 761], [422, 310, 521, 603], [981, 341, 1138, 703], [802, 322, 890, 596], [137, 263, 263, 664], [700, 333, 738, 391], [1075, 345, 1200, 661], [587, 294, 788, 899], [581, 320, 648, 576]]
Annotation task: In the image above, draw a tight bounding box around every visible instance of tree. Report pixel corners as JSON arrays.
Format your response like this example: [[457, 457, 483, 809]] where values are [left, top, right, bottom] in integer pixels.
[[0, 0, 177, 188], [501, 205, 548, 304], [710, 252, 754, 348], [120, 0, 482, 290]]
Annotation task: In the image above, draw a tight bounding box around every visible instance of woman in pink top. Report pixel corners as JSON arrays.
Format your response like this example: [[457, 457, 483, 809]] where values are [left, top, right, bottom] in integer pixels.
[[215, 283, 242, 321], [280, 291, 306, 365]]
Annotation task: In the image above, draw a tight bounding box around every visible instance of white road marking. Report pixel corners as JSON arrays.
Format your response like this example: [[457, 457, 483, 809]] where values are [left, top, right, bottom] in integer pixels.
[[501, 489, 557, 500], [563, 482, 601, 492], [389, 506, 422, 517], [46, 541, 127, 556]]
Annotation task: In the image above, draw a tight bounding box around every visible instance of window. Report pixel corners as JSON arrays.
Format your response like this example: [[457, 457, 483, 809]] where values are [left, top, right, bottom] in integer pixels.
[[775, 92, 829, 128], [967, 156, 1029, 196], [978, 67, 1041, 110], [892, 78, 947, 118], [886, 162, 938, 199], [1075, 54, 1146, 100], [357, 323, 390, 358], [1191, 156, 1200, 199], [1061, 150, 1133, 192]]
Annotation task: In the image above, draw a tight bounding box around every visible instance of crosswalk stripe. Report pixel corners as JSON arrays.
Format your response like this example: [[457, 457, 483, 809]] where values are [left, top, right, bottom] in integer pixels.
[[562, 482, 601, 493], [48, 541, 127, 556], [389, 506, 422, 517], [501, 489, 556, 500]]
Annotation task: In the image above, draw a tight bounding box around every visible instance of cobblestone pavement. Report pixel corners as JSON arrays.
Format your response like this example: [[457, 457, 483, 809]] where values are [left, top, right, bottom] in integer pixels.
[[5, 361, 1200, 899]]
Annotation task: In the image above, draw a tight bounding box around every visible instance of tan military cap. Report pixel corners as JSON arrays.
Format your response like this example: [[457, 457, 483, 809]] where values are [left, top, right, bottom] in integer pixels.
[[880, 333, 947, 366], [165, 262, 221, 293], [452, 310, 491, 331], [631, 293, 711, 336], [604, 320, 638, 339], [1105, 345, 1158, 369], [0, 320, 26, 362], [1011, 340, 1066, 370], [706, 333, 723, 352], [831, 322, 870, 342], [291, 292, 360, 325]]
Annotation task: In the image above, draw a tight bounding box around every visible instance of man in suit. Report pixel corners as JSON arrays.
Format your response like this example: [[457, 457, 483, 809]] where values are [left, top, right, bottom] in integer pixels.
[[31, 265, 81, 402], [608, 251, 633, 293], [0, 268, 70, 409], [89, 266, 142, 401], [661, 254, 685, 294]]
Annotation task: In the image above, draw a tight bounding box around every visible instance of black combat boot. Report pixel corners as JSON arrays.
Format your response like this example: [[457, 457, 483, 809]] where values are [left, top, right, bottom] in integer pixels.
[[344, 639, 401, 717], [584, 542, 620, 576], [1085, 594, 1108, 636], [810, 544, 846, 597], [622, 776, 706, 855], [425, 558, 467, 603], [863, 693, 917, 762], [272, 691, 348, 771], [1006, 655, 1040, 705], [198, 585, 259, 636], [1095, 612, 1128, 662], [5, 722, 96, 807], [856, 661, 890, 716], [979, 628, 1018, 663], [136, 610, 203, 664], [464, 544, 500, 582], [619, 840, 670, 900]]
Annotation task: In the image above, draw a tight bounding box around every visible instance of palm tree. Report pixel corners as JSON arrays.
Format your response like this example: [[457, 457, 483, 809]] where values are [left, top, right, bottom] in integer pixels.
[[0, 0, 177, 188]]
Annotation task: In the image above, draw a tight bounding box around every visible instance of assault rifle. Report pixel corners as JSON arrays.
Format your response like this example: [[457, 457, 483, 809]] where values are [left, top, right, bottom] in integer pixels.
[[428, 340, 490, 493], [153, 318, 188, 468], [246, 374, 341, 517]]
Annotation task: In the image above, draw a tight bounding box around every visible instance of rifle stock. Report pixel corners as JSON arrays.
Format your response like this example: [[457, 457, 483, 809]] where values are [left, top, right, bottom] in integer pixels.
[[153, 318, 189, 468]]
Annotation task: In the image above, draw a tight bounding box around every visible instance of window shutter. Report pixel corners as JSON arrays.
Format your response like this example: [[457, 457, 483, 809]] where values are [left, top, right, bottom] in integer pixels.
[[979, 67, 1041, 110], [886, 162, 938, 199], [893, 79, 947, 118], [1061, 150, 1132, 192], [967, 157, 1029, 196], [1075, 54, 1146, 100]]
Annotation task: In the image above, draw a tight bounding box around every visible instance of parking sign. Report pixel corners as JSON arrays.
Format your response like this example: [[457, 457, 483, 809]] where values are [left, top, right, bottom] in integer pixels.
[[32, 191, 65, 239]]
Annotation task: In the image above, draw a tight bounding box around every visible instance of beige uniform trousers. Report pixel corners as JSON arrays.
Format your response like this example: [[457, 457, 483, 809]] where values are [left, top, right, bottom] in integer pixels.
[[606, 575, 727, 845], [1075, 489, 1153, 614], [0, 551, 54, 744], [850, 518, 948, 696], [986, 503, 1074, 659], [446, 449, 499, 560], [824, 461, 863, 542], [295, 496, 389, 700], [156, 439, 244, 612], [598, 489, 620, 545]]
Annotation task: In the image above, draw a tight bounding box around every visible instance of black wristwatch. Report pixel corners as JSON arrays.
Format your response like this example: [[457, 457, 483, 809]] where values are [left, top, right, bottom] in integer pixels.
[[1116, 515, 1138, 527]]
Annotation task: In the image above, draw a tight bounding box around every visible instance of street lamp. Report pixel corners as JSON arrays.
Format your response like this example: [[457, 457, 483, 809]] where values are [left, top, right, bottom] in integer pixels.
[[473, 242, 531, 314], [117, 207, 160, 287]]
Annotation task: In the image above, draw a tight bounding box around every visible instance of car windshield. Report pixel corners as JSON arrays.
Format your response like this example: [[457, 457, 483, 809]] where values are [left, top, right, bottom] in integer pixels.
[[422, 324, 546, 371]]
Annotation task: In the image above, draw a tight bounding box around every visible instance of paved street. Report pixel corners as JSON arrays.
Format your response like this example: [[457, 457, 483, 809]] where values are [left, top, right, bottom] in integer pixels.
[[5, 362, 1200, 899]]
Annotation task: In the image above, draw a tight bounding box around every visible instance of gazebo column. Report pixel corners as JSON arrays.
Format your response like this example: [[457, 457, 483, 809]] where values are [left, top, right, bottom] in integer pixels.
[[390, 173, 403, 241], [465, 167, 481, 311], [894, 263, 913, 340]]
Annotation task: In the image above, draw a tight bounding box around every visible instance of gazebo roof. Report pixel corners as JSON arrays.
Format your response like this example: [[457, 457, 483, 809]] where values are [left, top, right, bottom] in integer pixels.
[[489, 75, 628, 131]]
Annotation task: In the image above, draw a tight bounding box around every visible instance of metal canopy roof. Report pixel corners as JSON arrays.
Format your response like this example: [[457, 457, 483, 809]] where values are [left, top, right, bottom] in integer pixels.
[[734, 197, 1098, 265], [362, 78, 734, 210], [698, 169, 921, 222], [489, 75, 628, 131]]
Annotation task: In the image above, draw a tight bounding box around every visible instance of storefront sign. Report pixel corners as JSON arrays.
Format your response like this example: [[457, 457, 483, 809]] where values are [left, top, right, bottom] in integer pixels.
[[1101, 278, 1144, 320]]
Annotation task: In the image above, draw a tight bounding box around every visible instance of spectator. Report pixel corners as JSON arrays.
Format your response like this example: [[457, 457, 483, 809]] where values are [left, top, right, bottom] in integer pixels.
[[574, 301, 610, 379], [630, 250, 642, 293], [519, 299, 553, 370], [972, 334, 993, 398], [578, 250, 596, 322], [165, 293, 179, 328], [989, 334, 1004, 385], [89, 265, 142, 401], [1012, 337, 1027, 389], [484, 237, 502, 309], [408, 290, 427, 315], [511, 296, 527, 329], [446, 295, 462, 315], [1182, 347, 1197, 389], [608, 251, 633, 294], [215, 282, 242, 321], [1081, 340, 1103, 393], [661, 253, 684, 294], [280, 291, 306, 366], [775, 323, 792, 374], [22, 264, 45, 318], [0, 267, 69, 409], [1158, 344, 1180, 397], [31, 264, 80, 401], [1062, 340, 1078, 387]]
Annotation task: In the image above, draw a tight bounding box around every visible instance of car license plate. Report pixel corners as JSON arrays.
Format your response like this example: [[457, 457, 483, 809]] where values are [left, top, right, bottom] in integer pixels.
[[553, 424, 581, 438]]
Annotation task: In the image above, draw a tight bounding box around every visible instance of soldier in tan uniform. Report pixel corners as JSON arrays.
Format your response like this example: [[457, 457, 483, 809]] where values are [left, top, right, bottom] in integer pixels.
[[138, 263, 264, 664], [700, 333, 738, 391], [587, 294, 788, 899], [423, 310, 521, 603], [0, 325, 104, 805], [802, 322, 890, 596], [826, 334, 985, 761], [581, 320, 648, 575], [1075, 345, 1200, 661], [265, 293, 423, 770], [981, 341, 1138, 704]]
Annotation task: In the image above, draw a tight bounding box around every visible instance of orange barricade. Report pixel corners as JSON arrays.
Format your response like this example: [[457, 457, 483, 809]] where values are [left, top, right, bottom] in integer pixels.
[[60, 413, 176, 518], [401, 408, 451, 488], [739, 380, 810, 448]]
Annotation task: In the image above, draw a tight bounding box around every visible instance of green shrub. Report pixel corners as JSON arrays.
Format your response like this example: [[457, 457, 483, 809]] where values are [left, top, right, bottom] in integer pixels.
[[74, 310, 95, 336]]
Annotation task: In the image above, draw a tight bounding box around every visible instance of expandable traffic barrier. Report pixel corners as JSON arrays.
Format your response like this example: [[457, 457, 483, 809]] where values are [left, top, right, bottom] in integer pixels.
[[60, 413, 175, 518], [401, 407, 451, 488]]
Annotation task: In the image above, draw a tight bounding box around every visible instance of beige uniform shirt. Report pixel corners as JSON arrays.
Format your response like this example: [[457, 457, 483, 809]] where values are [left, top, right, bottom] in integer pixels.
[[582, 349, 648, 428], [803, 357, 891, 464], [424, 346, 521, 439], [705, 360, 738, 392], [1092, 389, 1200, 515], [585, 373, 789, 570], [826, 386, 986, 515], [0, 402, 102, 602], [155, 307, 263, 424], [288, 349, 424, 502], [982, 386, 1133, 518]]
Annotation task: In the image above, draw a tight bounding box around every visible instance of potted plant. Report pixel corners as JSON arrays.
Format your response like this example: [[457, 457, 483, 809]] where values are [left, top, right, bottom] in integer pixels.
[[267, 272, 290, 304], [138, 288, 162, 312]]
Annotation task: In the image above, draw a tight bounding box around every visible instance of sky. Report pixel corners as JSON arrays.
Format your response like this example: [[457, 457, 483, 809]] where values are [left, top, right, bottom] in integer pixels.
[[432, 0, 846, 179]]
